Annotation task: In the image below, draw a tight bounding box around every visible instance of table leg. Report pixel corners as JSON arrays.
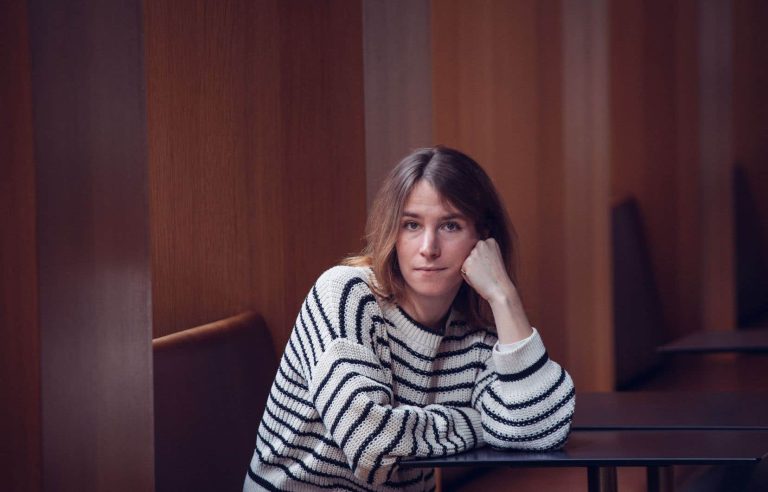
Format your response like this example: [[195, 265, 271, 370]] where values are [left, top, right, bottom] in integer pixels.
[[434, 467, 443, 492], [646, 466, 674, 492], [588, 466, 618, 492]]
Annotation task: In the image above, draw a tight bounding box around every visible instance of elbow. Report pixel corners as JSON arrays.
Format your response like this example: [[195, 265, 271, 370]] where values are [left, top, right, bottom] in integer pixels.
[[482, 410, 574, 451], [482, 378, 576, 451], [535, 419, 572, 451]]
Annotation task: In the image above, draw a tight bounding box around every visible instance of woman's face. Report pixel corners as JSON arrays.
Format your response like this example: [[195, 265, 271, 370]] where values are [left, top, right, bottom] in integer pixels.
[[396, 180, 479, 307]]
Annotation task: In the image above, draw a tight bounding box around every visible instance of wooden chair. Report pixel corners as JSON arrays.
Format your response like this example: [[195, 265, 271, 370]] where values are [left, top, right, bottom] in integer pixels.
[[611, 197, 665, 389], [734, 165, 768, 328], [153, 312, 277, 492]]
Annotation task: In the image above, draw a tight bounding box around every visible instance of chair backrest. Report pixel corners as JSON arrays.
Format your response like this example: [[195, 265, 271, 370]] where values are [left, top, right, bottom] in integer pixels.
[[612, 198, 666, 389], [153, 312, 277, 492], [734, 165, 768, 327]]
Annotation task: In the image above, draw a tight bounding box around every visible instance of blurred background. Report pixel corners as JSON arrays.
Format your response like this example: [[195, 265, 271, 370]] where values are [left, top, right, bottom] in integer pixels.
[[2, 0, 766, 490]]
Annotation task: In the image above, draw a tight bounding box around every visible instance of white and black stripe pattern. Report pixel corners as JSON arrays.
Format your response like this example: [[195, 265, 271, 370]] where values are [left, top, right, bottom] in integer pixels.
[[245, 266, 575, 492]]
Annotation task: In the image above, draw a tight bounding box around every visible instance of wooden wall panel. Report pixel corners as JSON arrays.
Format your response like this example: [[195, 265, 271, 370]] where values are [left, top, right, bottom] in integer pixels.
[[733, 0, 768, 249], [535, 0, 567, 369], [609, 0, 690, 339], [147, 0, 366, 351], [673, 0, 703, 338], [608, 0, 740, 342], [277, 0, 367, 347], [561, 0, 612, 390], [0, 0, 41, 489], [146, 0, 280, 339], [698, 0, 735, 331], [27, 0, 154, 489], [363, 0, 433, 206]]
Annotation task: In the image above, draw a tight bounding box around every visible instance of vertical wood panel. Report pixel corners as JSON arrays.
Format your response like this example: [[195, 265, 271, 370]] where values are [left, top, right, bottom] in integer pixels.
[[363, 0, 433, 206], [609, 0, 691, 339], [278, 0, 367, 347], [0, 0, 41, 489], [674, 0, 703, 338], [536, 0, 567, 363], [699, 0, 735, 331], [147, 0, 366, 352], [733, 0, 768, 250], [562, 0, 612, 390], [27, 0, 155, 489], [146, 0, 281, 339]]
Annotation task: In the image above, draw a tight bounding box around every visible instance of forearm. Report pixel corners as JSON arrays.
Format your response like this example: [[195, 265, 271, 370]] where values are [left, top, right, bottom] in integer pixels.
[[473, 331, 575, 450], [310, 338, 483, 485], [487, 287, 533, 345]]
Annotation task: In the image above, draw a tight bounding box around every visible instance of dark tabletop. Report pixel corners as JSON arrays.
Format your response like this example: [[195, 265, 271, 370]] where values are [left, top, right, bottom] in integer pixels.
[[658, 328, 768, 354], [572, 391, 768, 430], [399, 430, 768, 469]]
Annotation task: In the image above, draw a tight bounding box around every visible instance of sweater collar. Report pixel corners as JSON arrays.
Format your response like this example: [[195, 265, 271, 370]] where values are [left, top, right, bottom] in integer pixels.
[[382, 303, 460, 350]]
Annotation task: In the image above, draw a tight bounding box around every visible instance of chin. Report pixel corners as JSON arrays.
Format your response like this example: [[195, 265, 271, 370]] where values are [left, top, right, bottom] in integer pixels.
[[406, 280, 461, 302]]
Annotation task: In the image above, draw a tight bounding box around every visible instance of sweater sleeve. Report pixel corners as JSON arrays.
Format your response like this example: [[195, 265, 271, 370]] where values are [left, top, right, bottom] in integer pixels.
[[300, 267, 484, 486], [471, 328, 575, 450]]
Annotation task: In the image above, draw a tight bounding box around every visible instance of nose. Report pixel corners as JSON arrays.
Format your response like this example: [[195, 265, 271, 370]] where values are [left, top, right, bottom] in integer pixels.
[[419, 229, 440, 259]]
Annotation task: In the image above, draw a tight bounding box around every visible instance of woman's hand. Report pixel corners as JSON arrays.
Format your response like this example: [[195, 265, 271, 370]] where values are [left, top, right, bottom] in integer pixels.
[[460, 238, 516, 305], [461, 238, 533, 343]]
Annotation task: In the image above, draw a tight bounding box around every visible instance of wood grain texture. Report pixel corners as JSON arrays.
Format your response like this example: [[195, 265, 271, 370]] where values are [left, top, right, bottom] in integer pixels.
[[147, 0, 366, 352], [0, 0, 41, 489], [27, 0, 155, 489], [733, 0, 768, 260], [535, 0, 567, 365], [146, 0, 278, 339], [363, 0, 433, 207], [609, 0, 696, 341], [277, 0, 367, 348], [561, 0, 612, 390], [674, 0, 704, 339], [698, 0, 735, 331]]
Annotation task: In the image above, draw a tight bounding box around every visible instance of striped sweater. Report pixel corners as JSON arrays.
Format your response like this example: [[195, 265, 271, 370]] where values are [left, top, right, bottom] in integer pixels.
[[245, 266, 575, 492]]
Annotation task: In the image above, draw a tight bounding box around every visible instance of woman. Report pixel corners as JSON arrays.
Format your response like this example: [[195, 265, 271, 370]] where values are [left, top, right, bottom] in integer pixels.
[[245, 146, 575, 491]]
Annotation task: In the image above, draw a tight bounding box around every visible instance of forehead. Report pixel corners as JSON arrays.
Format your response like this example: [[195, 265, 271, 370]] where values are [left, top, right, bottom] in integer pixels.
[[402, 180, 462, 216]]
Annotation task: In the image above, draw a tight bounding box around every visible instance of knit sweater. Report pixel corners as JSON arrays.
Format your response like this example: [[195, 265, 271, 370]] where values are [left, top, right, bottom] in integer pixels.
[[244, 266, 575, 492]]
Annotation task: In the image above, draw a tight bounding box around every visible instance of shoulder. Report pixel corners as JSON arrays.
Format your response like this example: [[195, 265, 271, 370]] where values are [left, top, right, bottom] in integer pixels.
[[312, 265, 379, 312], [313, 265, 385, 344], [315, 265, 374, 294]]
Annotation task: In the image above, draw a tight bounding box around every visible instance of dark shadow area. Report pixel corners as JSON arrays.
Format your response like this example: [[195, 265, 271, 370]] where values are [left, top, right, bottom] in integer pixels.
[[734, 165, 768, 328]]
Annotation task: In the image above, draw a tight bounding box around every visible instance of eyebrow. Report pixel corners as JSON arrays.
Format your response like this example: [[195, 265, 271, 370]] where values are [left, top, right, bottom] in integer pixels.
[[401, 211, 467, 221]]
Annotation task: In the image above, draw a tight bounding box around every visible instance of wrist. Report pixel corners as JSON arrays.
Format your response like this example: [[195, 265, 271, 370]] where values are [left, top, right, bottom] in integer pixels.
[[487, 286, 532, 344], [487, 283, 521, 309]]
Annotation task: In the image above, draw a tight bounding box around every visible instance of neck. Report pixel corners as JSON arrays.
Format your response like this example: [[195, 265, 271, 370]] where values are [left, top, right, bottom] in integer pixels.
[[400, 292, 455, 332]]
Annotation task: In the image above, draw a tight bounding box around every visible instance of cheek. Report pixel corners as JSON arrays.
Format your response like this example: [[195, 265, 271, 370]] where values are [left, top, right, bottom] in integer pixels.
[[394, 239, 412, 271], [456, 237, 478, 259]]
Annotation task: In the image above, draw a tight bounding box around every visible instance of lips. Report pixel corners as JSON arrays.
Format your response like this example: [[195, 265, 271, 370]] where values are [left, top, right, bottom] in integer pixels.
[[414, 267, 447, 272]]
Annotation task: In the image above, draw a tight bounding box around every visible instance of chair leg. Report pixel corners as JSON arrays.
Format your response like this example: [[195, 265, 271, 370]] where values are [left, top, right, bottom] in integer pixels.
[[588, 466, 618, 492], [647, 466, 674, 492]]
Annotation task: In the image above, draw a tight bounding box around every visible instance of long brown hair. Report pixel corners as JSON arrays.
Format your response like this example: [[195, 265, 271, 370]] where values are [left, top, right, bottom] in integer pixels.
[[345, 146, 517, 328]]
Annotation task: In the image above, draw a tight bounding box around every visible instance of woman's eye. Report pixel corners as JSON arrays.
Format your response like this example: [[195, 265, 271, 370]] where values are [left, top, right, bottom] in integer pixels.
[[442, 221, 461, 232], [403, 221, 419, 231]]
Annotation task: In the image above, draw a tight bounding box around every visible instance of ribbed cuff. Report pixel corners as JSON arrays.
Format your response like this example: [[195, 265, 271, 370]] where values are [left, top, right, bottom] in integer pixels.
[[491, 328, 548, 378], [494, 327, 537, 353]]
